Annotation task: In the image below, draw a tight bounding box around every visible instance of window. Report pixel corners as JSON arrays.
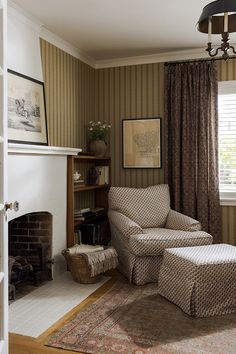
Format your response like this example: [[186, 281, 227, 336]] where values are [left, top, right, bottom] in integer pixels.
[[218, 81, 236, 203]]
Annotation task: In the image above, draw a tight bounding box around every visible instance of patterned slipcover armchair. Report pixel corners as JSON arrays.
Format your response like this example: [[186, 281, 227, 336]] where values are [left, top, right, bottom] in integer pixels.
[[108, 184, 213, 285]]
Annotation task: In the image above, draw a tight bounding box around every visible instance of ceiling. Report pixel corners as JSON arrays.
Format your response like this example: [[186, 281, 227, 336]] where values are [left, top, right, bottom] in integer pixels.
[[10, 0, 236, 61]]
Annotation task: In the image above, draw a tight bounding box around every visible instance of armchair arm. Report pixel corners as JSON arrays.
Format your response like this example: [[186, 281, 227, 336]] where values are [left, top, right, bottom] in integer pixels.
[[165, 209, 201, 231], [108, 210, 143, 238]]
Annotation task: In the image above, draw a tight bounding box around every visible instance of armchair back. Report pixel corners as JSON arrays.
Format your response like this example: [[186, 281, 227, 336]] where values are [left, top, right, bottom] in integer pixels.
[[108, 184, 170, 228]]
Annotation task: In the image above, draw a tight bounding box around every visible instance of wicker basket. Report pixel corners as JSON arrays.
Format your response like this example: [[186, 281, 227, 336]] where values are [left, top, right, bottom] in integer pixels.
[[62, 251, 102, 284]]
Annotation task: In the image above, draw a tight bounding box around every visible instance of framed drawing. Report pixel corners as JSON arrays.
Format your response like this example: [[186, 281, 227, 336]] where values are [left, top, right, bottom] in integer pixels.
[[122, 118, 162, 168], [8, 69, 48, 145]]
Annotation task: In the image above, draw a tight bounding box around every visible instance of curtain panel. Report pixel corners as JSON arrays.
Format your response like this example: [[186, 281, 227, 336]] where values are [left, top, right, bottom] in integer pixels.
[[164, 61, 221, 242]]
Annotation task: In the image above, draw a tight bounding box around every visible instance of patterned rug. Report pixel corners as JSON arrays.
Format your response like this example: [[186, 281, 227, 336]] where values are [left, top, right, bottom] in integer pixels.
[[46, 278, 236, 354]]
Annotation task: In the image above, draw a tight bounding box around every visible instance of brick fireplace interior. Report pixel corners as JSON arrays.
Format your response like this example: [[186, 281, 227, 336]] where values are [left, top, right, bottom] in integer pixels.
[[8, 211, 53, 299]]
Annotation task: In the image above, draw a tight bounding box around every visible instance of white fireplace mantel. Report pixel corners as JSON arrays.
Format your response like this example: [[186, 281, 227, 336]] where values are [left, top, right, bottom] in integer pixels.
[[8, 144, 82, 278], [8, 143, 82, 155]]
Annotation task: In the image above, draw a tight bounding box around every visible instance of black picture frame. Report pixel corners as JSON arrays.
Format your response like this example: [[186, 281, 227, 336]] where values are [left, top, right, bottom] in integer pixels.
[[122, 117, 162, 169], [8, 69, 48, 145]]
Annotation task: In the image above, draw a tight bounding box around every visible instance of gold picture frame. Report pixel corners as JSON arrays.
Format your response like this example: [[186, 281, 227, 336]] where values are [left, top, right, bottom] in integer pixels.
[[122, 118, 162, 168]]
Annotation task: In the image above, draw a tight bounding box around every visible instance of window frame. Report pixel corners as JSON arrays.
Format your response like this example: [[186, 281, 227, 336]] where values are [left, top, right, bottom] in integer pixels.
[[218, 80, 236, 206]]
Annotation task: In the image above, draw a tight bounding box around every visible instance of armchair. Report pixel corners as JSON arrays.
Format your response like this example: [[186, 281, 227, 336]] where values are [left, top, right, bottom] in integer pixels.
[[108, 184, 213, 285]]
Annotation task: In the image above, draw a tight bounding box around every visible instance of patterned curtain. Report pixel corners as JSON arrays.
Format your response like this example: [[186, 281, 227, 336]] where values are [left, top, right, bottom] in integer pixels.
[[164, 60, 221, 242]]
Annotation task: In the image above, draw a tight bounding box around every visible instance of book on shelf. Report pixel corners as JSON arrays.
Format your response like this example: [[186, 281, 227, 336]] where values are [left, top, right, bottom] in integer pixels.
[[77, 224, 97, 244], [74, 208, 91, 215], [91, 207, 105, 215], [74, 207, 105, 221], [74, 230, 82, 244], [75, 217, 93, 222], [74, 210, 82, 217], [96, 166, 109, 185], [80, 208, 91, 213], [74, 212, 95, 219], [74, 214, 104, 222], [104, 166, 109, 184], [76, 218, 110, 245]]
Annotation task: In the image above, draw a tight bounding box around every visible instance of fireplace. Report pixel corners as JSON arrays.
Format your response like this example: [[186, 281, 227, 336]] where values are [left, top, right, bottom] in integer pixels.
[[8, 144, 81, 280], [9, 212, 52, 275], [8, 212, 53, 298]]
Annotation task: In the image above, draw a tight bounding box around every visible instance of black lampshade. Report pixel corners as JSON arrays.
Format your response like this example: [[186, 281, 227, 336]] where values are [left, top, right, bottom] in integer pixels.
[[198, 0, 236, 34]]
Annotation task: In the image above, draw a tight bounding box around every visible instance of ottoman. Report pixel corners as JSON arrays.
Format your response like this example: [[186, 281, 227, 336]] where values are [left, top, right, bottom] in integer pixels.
[[157, 244, 236, 318]]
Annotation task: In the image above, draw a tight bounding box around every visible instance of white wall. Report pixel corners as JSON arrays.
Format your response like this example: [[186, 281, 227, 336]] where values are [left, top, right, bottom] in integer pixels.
[[7, 8, 68, 277], [7, 6, 43, 81]]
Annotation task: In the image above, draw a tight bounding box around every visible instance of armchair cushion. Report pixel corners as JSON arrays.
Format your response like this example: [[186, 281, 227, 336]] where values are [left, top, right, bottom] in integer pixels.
[[108, 185, 170, 228], [165, 210, 202, 231], [108, 210, 143, 239], [129, 228, 213, 256]]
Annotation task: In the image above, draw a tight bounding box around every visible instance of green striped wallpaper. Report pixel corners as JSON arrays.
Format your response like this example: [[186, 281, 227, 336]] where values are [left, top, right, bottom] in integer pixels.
[[40, 39, 95, 150], [94, 64, 165, 187]]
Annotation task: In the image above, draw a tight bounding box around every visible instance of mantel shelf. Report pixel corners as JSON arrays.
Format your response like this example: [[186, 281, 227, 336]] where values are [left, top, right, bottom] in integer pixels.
[[8, 143, 82, 156]]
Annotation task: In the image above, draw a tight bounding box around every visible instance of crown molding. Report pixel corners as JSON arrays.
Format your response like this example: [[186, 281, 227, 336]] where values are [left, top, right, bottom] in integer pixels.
[[95, 47, 210, 69], [8, 0, 43, 33], [40, 27, 96, 68]]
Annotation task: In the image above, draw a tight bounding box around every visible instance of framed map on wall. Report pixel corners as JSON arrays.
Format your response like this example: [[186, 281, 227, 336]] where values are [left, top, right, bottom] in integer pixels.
[[8, 69, 48, 145], [122, 118, 162, 168]]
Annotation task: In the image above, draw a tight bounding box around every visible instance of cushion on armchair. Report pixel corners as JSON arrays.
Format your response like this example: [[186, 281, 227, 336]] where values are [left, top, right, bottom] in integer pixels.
[[108, 184, 170, 228], [129, 228, 213, 256]]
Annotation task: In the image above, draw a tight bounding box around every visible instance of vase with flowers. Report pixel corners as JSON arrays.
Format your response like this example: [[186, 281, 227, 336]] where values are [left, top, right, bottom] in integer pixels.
[[88, 121, 111, 157]]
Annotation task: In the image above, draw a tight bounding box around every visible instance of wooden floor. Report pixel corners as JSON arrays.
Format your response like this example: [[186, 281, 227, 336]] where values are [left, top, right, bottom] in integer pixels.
[[10, 271, 120, 354]]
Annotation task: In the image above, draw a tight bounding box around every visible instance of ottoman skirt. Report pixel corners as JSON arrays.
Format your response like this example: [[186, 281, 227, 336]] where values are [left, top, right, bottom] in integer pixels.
[[157, 244, 236, 318]]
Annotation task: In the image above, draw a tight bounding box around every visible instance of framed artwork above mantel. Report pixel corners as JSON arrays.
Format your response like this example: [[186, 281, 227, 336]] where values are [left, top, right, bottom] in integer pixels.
[[7, 69, 48, 145], [122, 117, 162, 169]]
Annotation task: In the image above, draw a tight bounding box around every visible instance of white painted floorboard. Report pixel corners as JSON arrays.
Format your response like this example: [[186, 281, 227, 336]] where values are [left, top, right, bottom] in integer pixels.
[[9, 271, 109, 338]]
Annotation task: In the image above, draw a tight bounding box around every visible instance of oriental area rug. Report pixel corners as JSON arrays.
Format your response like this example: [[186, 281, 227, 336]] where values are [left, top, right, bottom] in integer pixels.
[[46, 278, 236, 354]]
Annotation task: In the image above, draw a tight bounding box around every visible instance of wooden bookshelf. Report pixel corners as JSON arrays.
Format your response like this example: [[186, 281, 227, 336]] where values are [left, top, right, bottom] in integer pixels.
[[67, 155, 111, 247]]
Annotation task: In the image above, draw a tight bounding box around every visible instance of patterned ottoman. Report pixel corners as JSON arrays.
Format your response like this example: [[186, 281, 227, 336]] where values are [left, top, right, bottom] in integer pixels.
[[157, 244, 236, 318]]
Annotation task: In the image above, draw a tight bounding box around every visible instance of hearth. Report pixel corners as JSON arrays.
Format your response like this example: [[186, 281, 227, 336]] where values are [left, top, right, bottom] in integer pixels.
[[8, 211, 53, 299]]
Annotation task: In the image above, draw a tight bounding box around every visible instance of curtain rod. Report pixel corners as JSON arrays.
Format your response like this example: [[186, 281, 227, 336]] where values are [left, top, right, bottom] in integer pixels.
[[164, 56, 236, 66]]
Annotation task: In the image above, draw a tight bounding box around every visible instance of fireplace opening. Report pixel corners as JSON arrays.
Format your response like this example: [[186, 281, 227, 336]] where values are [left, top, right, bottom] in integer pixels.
[[8, 211, 53, 301]]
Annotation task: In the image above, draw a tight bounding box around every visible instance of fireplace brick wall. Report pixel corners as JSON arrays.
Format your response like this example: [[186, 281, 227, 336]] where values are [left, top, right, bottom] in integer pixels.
[[9, 212, 52, 268]]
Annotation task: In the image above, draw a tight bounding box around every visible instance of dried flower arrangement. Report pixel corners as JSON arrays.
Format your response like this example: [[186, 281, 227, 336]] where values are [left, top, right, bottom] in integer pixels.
[[88, 121, 111, 141]]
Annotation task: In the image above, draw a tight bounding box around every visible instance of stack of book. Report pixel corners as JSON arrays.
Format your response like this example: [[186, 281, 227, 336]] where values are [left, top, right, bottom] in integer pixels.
[[92, 207, 106, 216], [74, 207, 105, 222]]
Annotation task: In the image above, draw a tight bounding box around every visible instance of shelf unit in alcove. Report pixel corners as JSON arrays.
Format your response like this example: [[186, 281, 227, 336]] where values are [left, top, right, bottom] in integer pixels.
[[67, 155, 111, 247]]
